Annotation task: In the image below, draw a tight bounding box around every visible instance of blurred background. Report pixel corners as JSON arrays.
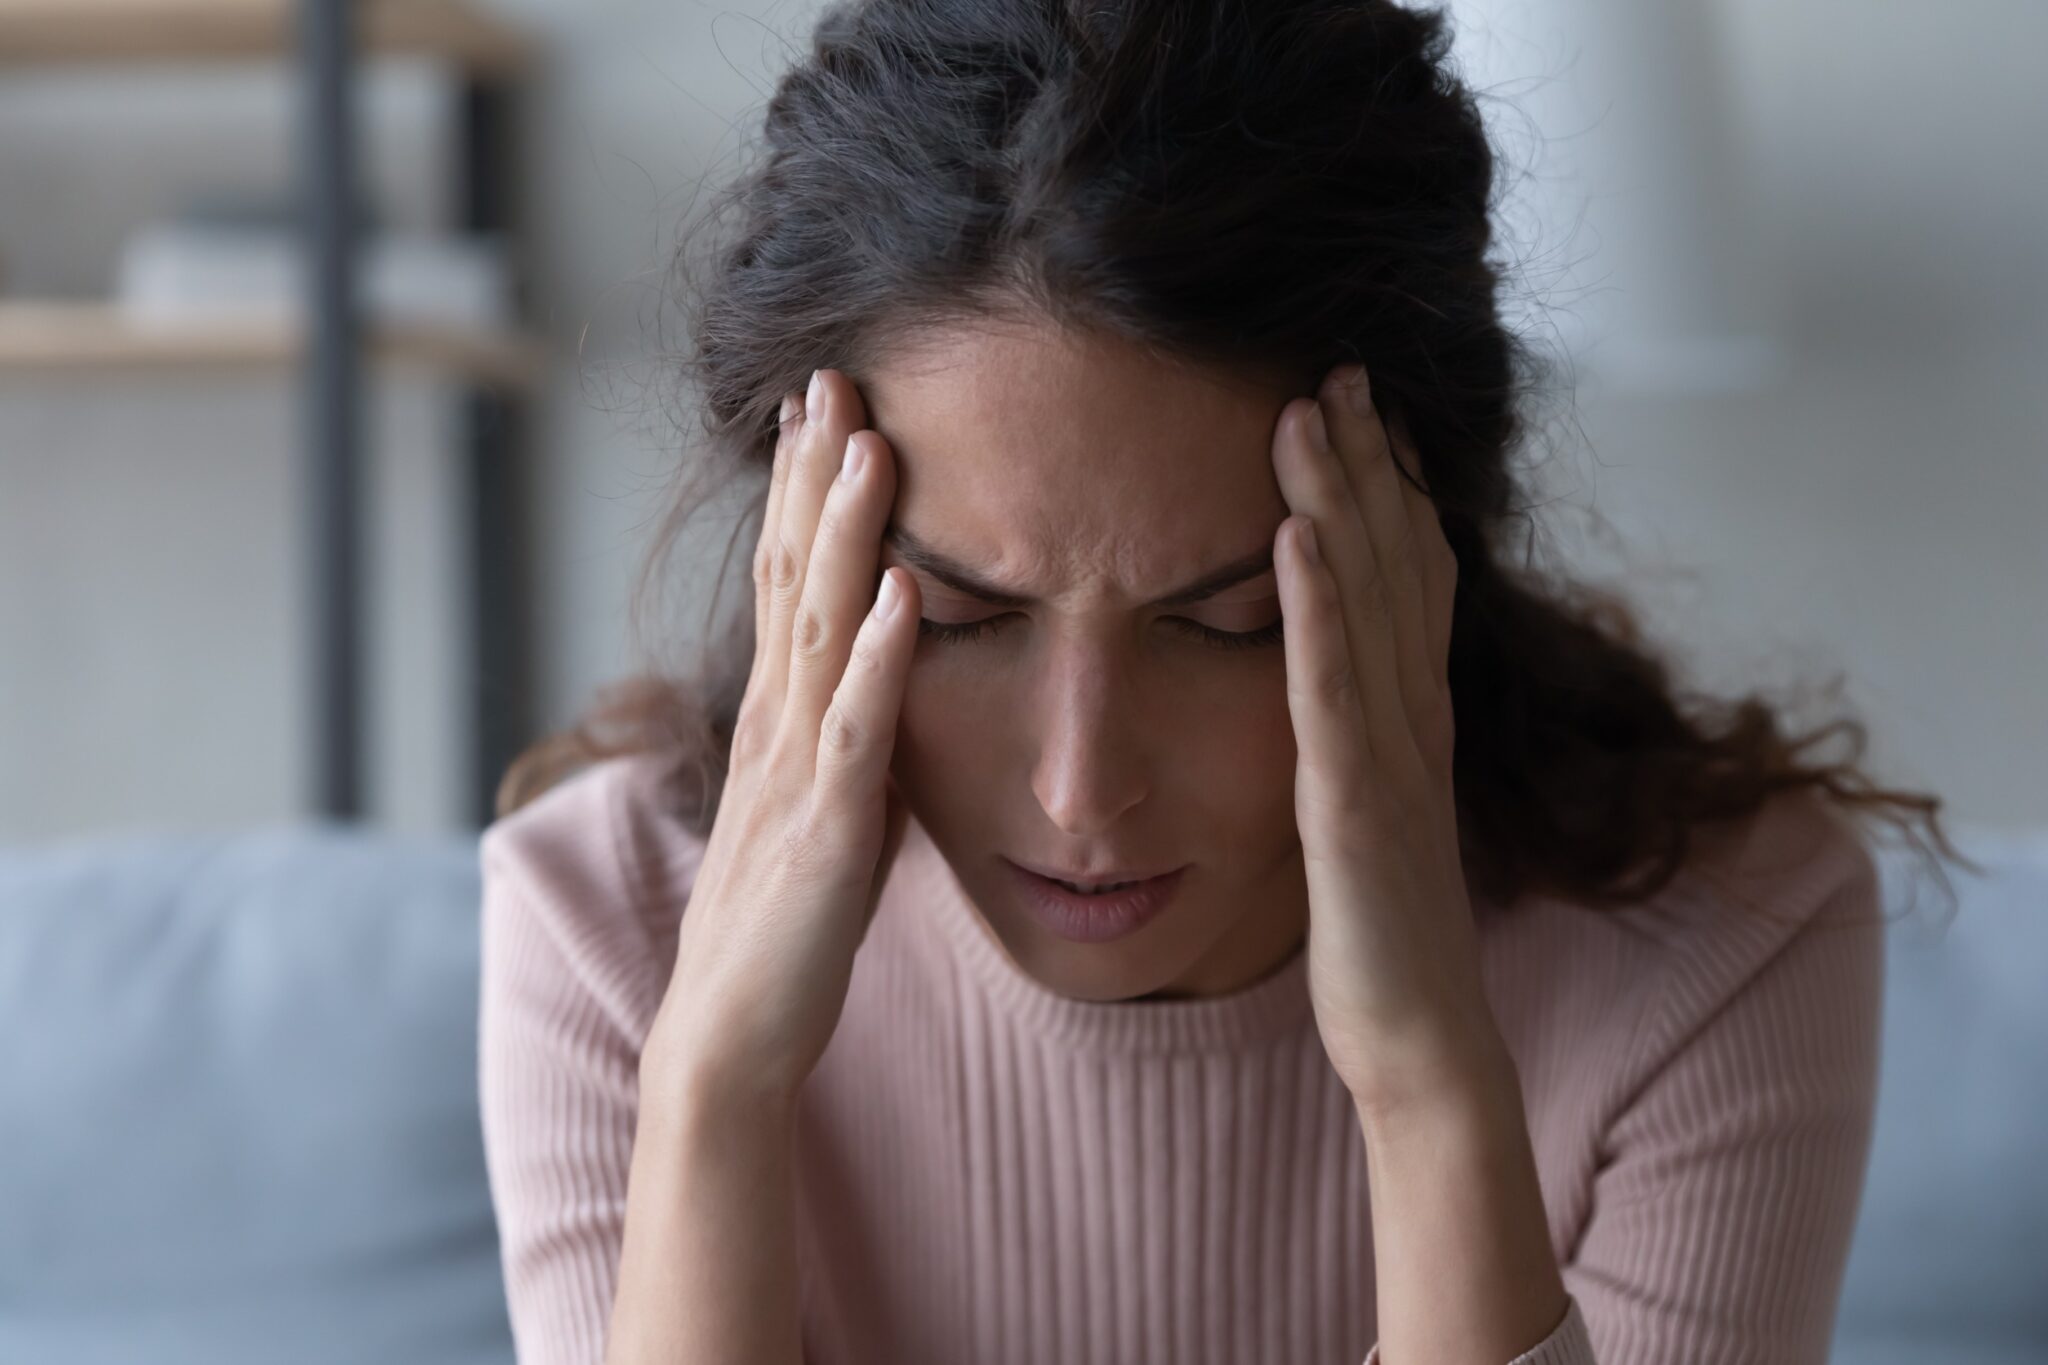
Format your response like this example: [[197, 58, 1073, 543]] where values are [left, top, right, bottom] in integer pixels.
[[1, 2, 2042, 1363], [1, 0, 2041, 840]]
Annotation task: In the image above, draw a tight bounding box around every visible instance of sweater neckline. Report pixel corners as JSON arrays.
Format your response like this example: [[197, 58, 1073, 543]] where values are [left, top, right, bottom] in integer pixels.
[[899, 820, 1316, 1055]]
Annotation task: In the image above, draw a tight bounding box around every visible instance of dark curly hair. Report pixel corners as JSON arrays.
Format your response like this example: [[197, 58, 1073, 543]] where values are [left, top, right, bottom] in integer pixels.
[[499, 0, 1973, 922]]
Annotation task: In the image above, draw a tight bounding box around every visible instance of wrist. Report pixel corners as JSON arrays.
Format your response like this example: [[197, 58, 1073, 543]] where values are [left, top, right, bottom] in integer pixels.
[[1346, 1006, 1521, 1130], [638, 1033, 804, 1137]]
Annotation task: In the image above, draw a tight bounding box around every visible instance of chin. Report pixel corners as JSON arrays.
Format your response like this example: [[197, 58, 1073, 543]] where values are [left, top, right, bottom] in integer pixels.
[[983, 902, 1209, 1001]]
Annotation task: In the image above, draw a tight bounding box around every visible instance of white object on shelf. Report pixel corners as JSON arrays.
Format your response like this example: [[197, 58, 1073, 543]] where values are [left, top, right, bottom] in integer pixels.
[[115, 222, 513, 331]]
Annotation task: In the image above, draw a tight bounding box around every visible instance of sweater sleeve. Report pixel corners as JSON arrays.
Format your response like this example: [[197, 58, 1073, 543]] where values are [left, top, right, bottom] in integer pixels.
[[476, 808, 672, 1365], [1558, 854, 1884, 1363], [1362, 831, 1883, 1365], [1362, 1293, 1596, 1364]]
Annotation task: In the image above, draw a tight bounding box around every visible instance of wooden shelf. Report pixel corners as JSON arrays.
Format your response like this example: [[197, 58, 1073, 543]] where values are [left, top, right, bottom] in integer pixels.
[[0, 302, 545, 390], [0, 0, 534, 75]]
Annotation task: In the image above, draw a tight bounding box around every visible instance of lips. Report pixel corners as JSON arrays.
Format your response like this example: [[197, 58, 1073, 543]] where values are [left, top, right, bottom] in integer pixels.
[[1009, 858, 1180, 887], [1004, 861, 1189, 944], [1053, 876, 1137, 894]]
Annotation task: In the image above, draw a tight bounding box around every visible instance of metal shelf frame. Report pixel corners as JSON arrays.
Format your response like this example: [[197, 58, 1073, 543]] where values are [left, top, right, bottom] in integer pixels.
[[300, 0, 533, 827], [1, 0, 538, 827]]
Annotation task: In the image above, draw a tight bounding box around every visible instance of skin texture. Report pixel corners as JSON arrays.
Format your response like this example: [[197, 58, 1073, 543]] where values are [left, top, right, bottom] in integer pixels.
[[862, 318, 1313, 1002]]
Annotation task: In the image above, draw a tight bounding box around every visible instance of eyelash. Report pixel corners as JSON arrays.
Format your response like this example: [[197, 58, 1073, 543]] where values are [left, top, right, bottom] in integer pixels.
[[916, 615, 1286, 652]]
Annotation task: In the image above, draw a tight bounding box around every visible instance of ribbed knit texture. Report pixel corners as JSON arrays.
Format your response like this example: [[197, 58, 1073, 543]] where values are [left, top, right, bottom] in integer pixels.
[[478, 752, 1884, 1365]]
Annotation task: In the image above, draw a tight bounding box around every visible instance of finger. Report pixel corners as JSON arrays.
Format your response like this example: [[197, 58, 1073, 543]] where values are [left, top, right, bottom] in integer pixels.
[[732, 390, 807, 772], [787, 428, 898, 747], [765, 368, 869, 718], [814, 564, 921, 827], [752, 389, 804, 682], [1273, 395, 1424, 785], [1317, 365, 1436, 761], [1275, 514, 1372, 818]]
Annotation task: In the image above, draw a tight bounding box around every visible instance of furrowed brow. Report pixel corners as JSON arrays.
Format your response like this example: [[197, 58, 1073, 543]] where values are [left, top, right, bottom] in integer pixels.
[[882, 524, 1276, 609]]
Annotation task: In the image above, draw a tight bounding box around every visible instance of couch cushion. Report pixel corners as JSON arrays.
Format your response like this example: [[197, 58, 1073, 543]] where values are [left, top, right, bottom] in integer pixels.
[[4, 817, 2041, 1362], [1831, 828, 2048, 1361], [0, 823, 513, 1365]]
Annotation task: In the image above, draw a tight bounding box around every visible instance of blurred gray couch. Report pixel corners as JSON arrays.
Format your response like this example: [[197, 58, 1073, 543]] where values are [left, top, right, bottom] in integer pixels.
[[0, 817, 2041, 1364]]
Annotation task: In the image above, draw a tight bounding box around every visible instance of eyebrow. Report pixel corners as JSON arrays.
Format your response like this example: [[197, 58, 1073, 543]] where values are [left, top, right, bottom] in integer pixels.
[[881, 524, 1277, 609]]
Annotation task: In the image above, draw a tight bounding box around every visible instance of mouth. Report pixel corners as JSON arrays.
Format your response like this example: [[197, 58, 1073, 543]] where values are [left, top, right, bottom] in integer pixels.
[[1052, 876, 1138, 894], [1008, 858, 1182, 890], [1002, 859, 1189, 944]]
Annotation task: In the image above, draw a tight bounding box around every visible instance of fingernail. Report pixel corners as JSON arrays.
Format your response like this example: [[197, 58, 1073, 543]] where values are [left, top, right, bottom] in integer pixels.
[[1342, 364, 1372, 417], [840, 434, 866, 483], [807, 368, 826, 418], [874, 569, 901, 620], [779, 392, 798, 424], [1306, 402, 1331, 453], [1297, 518, 1320, 566]]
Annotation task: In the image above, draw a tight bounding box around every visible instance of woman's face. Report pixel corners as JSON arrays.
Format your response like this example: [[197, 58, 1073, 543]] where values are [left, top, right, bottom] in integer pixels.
[[866, 318, 1310, 1002]]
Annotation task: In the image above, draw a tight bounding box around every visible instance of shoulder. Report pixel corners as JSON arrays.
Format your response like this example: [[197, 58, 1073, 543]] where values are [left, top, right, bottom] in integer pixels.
[[478, 750, 714, 1040], [1481, 788, 1885, 1107], [1631, 790, 1883, 1081]]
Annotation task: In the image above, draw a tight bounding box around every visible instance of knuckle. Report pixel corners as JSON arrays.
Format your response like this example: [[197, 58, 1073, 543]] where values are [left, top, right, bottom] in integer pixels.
[[1299, 773, 1367, 837], [790, 601, 832, 663], [846, 628, 887, 680], [1354, 569, 1393, 628], [771, 536, 801, 598], [730, 695, 772, 766], [818, 700, 867, 764], [1319, 658, 1359, 714], [753, 523, 779, 588]]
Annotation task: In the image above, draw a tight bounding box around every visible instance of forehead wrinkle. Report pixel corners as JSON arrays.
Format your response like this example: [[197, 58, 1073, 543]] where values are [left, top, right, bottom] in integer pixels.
[[882, 517, 1277, 611], [861, 318, 1295, 609], [871, 329, 1271, 477], [877, 425, 1286, 612]]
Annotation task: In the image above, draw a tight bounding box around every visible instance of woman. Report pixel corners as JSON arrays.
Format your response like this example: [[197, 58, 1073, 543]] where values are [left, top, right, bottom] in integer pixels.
[[477, 2, 1967, 1362]]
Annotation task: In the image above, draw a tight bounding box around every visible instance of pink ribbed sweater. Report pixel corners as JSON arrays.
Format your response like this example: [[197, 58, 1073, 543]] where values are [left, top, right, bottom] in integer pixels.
[[477, 751, 1884, 1365]]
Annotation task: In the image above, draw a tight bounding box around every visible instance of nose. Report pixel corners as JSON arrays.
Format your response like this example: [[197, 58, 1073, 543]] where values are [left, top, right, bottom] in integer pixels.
[[1028, 642, 1150, 837]]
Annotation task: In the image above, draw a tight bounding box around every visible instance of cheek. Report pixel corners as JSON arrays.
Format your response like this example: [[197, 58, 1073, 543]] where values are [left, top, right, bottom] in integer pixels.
[[889, 673, 1003, 806], [1165, 671, 1299, 850], [1188, 682, 1298, 798], [898, 660, 1003, 743]]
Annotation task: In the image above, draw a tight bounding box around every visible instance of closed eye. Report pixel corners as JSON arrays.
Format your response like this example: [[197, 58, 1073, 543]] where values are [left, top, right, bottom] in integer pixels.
[[915, 614, 1284, 652]]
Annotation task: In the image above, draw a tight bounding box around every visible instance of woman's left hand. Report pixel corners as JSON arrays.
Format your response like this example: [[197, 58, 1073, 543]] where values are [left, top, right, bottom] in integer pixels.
[[1272, 363, 1502, 1115]]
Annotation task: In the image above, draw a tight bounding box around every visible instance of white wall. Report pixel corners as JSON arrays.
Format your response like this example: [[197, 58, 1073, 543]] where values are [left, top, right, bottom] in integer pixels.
[[2, 0, 2040, 839], [0, 66, 467, 837], [1449, 0, 2048, 831]]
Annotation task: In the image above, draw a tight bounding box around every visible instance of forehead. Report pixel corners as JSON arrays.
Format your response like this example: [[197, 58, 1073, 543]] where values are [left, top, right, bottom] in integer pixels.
[[860, 321, 1295, 601]]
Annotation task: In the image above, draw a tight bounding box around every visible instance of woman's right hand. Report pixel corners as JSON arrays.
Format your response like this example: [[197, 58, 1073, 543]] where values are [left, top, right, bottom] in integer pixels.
[[642, 366, 923, 1114]]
